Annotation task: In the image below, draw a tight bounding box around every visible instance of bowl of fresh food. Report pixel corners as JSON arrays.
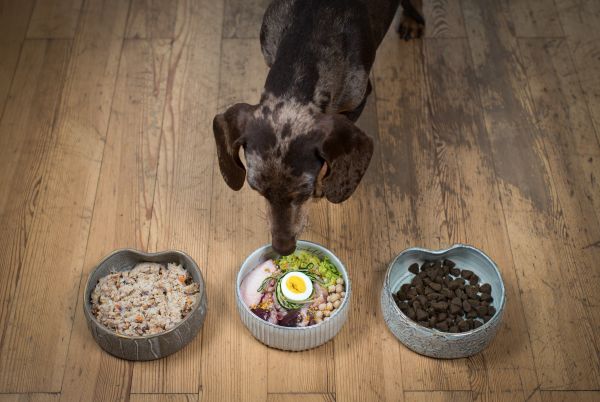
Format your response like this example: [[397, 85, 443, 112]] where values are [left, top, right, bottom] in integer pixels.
[[83, 249, 207, 360], [380, 244, 505, 358], [236, 240, 351, 351]]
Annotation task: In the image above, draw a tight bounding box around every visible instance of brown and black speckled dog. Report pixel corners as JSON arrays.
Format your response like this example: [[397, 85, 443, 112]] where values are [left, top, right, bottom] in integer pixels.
[[213, 0, 425, 255]]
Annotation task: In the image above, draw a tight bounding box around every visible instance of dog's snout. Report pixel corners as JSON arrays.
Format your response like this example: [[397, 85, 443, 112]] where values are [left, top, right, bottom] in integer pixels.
[[272, 236, 296, 256]]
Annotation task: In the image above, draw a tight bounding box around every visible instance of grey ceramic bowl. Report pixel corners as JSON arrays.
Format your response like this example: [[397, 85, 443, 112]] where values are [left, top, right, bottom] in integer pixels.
[[236, 240, 351, 351], [83, 249, 207, 361], [381, 244, 505, 358]]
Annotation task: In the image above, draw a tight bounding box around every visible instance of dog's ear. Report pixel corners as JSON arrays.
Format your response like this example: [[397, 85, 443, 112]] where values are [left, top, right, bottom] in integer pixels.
[[316, 114, 374, 203], [213, 103, 256, 190]]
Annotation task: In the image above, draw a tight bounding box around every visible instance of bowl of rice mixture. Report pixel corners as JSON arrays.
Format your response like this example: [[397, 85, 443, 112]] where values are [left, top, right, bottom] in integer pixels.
[[83, 249, 207, 361]]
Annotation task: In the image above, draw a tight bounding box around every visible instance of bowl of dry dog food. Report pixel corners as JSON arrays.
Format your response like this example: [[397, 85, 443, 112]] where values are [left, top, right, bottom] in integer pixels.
[[236, 240, 351, 351], [381, 244, 505, 358], [83, 249, 207, 360]]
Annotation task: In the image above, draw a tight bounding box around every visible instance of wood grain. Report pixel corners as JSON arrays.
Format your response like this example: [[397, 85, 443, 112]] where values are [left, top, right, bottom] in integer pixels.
[[27, 0, 83, 39], [222, 0, 270, 39], [541, 391, 600, 402], [126, 0, 178, 39], [374, 30, 472, 391], [508, 0, 564, 37], [0, 0, 129, 392], [0, 0, 36, 116], [556, 0, 600, 145], [200, 37, 269, 402], [463, 0, 600, 390], [0, 394, 59, 402], [131, 0, 224, 394], [59, 38, 172, 401], [267, 394, 335, 402], [129, 394, 198, 402], [423, 37, 540, 398], [405, 391, 473, 402], [423, 0, 467, 38], [0, 40, 70, 339]]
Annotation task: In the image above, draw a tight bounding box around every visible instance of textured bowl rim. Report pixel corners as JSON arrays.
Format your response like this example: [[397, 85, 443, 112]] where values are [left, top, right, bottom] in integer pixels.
[[83, 248, 206, 340], [383, 243, 506, 338], [236, 240, 351, 331]]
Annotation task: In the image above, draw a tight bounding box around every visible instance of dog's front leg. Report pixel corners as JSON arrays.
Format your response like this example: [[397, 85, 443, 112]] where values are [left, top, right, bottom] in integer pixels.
[[398, 0, 425, 40]]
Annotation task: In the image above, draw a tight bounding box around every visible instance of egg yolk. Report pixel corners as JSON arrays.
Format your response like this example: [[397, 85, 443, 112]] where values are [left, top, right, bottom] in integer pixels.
[[286, 276, 306, 294]]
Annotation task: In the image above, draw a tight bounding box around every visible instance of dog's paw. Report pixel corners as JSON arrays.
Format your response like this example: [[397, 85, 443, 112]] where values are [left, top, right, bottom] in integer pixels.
[[397, 13, 424, 41]]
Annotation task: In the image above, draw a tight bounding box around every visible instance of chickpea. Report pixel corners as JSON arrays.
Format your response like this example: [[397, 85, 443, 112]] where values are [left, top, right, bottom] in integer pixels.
[[314, 317, 323, 324], [323, 310, 331, 317], [326, 302, 333, 311], [340, 291, 346, 298], [315, 310, 323, 319], [328, 285, 336, 293], [336, 277, 344, 285], [318, 303, 326, 311], [327, 295, 333, 302], [330, 293, 339, 302], [333, 300, 341, 309], [335, 284, 343, 293]]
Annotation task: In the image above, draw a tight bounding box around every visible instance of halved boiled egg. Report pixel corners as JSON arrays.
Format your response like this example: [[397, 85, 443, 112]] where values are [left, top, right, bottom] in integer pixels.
[[280, 272, 313, 302]]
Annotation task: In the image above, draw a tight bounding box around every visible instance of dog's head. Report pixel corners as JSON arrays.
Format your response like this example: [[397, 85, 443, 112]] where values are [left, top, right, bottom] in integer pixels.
[[213, 99, 373, 255]]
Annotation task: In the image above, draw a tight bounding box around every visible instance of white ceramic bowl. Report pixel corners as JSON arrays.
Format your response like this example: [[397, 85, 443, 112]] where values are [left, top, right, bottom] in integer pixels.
[[381, 244, 505, 358], [236, 240, 351, 351]]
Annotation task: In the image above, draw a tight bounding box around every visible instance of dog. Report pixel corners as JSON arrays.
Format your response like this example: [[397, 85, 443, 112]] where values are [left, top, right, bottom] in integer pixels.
[[213, 0, 425, 255]]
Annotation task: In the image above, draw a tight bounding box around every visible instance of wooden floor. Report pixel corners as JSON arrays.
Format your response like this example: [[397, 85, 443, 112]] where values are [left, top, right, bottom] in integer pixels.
[[0, 0, 598, 400]]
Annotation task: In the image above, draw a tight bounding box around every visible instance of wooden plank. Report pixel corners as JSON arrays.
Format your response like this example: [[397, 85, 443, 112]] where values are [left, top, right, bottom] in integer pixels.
[[222, 0, 270, 39], [462, 0, 600, 390], [267, 394, 335, 402], [0, 39, 70, 337], [199, 37, 268, 401], [507, 0, 563, 37], [0, 394, 59, 402], [423, 0, 467, 38], [541, 391, 600, 402], [519, 37, 600, 343], [130, 0, 224, 394], [126, 0, 178, 39], [130, 394, 198, 402], [0, 0, 130, 392], [329, 61, 399, 402], [405, 391, 473, 402], [27, 0, 83, 39], [556, 0, 600, 144], [0, 0, 36, 116], [423, 38, 540, 398], [373, 31, 473, 391], [59, 38, 172, 401]]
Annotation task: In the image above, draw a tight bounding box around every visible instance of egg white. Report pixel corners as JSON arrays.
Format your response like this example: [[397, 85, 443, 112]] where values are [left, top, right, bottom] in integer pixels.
[[280, 272, 313, 301]]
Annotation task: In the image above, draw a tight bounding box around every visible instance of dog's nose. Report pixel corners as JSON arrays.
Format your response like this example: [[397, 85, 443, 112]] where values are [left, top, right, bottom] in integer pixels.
[[272, 237, 296, 256]]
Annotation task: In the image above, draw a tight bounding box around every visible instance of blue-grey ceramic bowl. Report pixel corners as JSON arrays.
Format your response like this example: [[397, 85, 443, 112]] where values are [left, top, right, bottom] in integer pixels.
[[236, 240, 351, 351], [381, 244, 505, 358], [84, 249, 207, 360]]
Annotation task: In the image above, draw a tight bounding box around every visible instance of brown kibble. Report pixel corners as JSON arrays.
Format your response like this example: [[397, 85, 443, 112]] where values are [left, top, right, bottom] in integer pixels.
[[450, 267, 460, 277], [408, 263, 420, 275], [429, 282, 442, 291], [468, 298, 480, 307], [413, 301, 421, 310], [473, 320, 483, 328], [449, 303, 462, 315], [411, 276, 423, 287], [462, 300, 472, 312], [406, 307, 416, 319], [428, 316, 437, 326], [437, 312, 448, 321], [451, 297, 462, 306], [461, 269, 473, 279], [432, 301, 449, 312], [469, 274, 479, 285], [416, 309, 428, 321], [480, 283, 492, 294], [435, 322, 449, 331], [467, 310, 478, 319], [448, 279, 464, 290], [488, 306, 497, 316], [457, 320, 469, 331], [483, 315, 492, 323], [465, 286, 479, 299], [419, 321, 431, 328], [480, 293, 493, 303], [441, 288, 454, 299], [476, 305, 489, 317], [449, 326, 459, 333], [443, 259, 456, 268]]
